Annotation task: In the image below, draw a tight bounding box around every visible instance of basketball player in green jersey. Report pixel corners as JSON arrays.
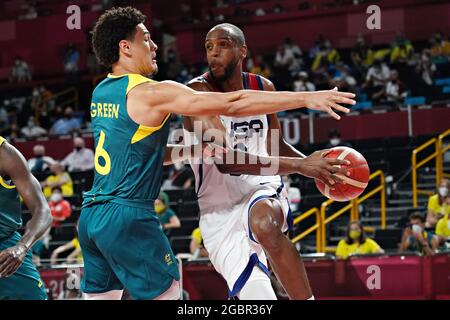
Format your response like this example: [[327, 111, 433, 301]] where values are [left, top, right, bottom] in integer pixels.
[[79, 6, 356, 300], [0, 136, 52, 299]]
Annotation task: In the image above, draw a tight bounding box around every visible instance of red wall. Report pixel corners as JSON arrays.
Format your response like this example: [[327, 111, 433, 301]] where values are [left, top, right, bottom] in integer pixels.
[[0, 4, 152, 78], [179, 254, 450, 299]]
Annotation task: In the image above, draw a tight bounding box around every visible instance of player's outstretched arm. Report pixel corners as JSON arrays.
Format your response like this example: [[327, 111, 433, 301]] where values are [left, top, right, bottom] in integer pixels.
[[147, 81, 356, 119], [0, 141, 52, 278], [215, 149, 350, 187]]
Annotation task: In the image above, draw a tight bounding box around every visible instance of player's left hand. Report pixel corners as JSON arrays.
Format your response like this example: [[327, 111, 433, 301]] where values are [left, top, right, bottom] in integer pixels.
[[0, 243, 28, 278], [302, 87, 356, 120]]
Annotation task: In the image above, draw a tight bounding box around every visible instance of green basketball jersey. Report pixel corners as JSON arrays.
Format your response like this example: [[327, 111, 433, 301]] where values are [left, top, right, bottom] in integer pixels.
[[0, 136, 22, 240], [83, 74, 171, 209]]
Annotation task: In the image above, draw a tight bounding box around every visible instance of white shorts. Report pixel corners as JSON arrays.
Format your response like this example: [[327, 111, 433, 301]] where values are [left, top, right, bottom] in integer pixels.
[[199, 184, 292, 297]]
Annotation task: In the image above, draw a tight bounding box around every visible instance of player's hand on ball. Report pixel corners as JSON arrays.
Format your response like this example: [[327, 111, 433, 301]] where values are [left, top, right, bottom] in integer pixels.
[[302, 87, 356, 120], [0, 243, 28, 278], [297, 150, 350, 188]]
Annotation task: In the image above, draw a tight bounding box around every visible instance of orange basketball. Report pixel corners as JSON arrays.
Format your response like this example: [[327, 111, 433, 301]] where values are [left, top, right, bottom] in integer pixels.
[[314, 147, 370, 202]]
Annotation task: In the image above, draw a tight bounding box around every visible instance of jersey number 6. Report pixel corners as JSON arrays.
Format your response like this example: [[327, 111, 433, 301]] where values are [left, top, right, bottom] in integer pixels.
[[94, 130, 111, 175]]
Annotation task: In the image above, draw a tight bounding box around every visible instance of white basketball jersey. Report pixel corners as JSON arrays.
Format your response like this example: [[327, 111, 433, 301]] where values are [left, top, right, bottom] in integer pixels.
[[190, 113, 282, 212], [187, 73, 283, 214]]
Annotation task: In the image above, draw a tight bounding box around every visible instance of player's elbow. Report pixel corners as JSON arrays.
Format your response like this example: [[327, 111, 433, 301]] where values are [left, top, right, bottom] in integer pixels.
[[224, 99, 249, 117]]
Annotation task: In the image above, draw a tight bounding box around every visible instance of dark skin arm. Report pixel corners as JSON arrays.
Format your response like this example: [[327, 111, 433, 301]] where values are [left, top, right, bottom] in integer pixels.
[[0, 141, 52, 278], [184, 80, 349, 187], [261, 78, 306, 159]]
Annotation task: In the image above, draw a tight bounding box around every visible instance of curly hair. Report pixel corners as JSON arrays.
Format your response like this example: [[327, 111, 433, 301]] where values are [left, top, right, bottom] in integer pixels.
[[91, 6, 146, 67]]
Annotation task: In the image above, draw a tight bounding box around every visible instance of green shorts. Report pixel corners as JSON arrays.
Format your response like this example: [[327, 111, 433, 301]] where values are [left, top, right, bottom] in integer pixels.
[[0, 232, 47, 300], [78, 201, 180, 300]]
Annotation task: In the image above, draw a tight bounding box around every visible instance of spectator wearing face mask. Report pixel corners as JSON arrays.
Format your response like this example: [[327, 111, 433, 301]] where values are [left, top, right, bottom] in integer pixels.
[[155, 191, 180, 237], [325, 129, 352, 149], [400, 213, 439, 256], [435, 196, 450, 247], [21, 117, 47, 138], [61, 137, 94, 172], [426, 179, 450, 228], [27, 144, 56, 174], [336, 220, 384, 259], [50, 107, 80, 135], [49, 186, 72, 228], [41, 162, 74, 198]]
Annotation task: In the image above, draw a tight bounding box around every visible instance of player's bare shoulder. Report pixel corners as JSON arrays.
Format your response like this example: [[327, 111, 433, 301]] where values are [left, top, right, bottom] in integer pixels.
[[257, 75, 276, 92], [187, 76, 214, 92]]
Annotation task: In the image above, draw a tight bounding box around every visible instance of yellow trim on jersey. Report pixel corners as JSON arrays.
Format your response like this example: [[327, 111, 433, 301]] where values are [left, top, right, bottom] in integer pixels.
[[0, 176, 15, 189], [126, 74, 156, 94], [0, 136, 5, 146], [106, 73, 157, 94], [131, 113, 171, 144]]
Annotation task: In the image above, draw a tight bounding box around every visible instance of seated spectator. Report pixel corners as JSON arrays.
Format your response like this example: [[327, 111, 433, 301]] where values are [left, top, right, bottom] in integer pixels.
[[64, 43, 80, 80], [21, 117, 47, 139], [330, 63, 357, 92], [0, 103, 10, 136], [190, 227, 209, 258], [390, 33, 414, 64], [429, 33, 450, 64], [416, 49, 437, 86], [6, 122, 21, 141], [61, 137, 94, 172], [49, 186, 72, 228], [284, 37, 302, 60], [28, 144, 56, 174], [311, 42, 340, 72], [41, 162, 74, 198], [9, 57, 32, 83], [435, 204, 450, 248], [351, 35, 374, 72], [336, 221, 384, 259], [50, 231, 83, 265], [364, 58, 391, 100], [426, 179, 450, 228], [384, 70, 407, 105], [293, 71, 315, 92], [50, 107, 80, 135], [250, 55, 272, 79], [325, 129, 352, 148], [400, 213, 439, 256], [155, 191, 181, 237], [274, 45, 295, 70]]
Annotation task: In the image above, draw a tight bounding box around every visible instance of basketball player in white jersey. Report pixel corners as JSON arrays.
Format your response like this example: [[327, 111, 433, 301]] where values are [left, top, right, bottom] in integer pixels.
[[183, 24, 351, 300]]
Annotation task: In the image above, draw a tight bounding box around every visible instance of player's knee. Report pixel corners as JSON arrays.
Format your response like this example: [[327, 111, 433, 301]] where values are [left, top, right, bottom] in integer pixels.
[[250, 200, 284, 248]]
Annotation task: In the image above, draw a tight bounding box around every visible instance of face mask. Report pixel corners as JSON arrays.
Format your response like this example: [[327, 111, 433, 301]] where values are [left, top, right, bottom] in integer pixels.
[[412, 224, 422, 234], [330, 138, 340, 146], [438, 187, 448, 197], [75, 146, 82, 151], [155, 203, 165, 214], [50, 193, 63, 202], [349, 230, 361, 240]]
